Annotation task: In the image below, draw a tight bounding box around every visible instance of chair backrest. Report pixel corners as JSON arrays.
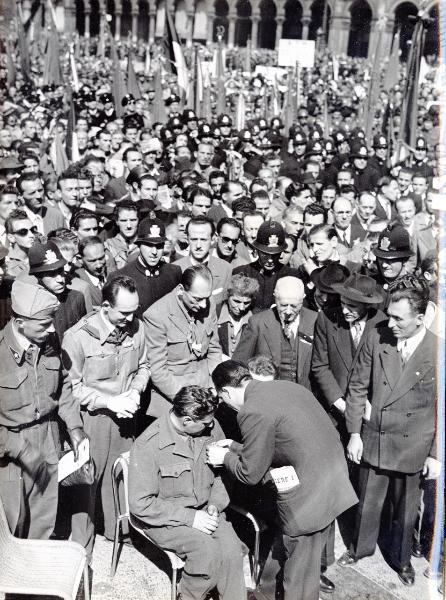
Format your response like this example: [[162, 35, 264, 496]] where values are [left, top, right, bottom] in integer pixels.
[[112, 451, 131, 520]]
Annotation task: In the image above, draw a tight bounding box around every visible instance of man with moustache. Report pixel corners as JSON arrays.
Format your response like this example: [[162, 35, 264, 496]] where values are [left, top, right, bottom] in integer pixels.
[[104, 201, 140, 269], [17, 172, 65, 235]]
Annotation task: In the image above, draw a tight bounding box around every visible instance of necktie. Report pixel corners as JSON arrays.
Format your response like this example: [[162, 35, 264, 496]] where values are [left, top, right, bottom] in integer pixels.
[[25, 344, 38, 366], [106, 328, 129, 345], [399, 340, 409, 365], [351, 323, 362, 349]]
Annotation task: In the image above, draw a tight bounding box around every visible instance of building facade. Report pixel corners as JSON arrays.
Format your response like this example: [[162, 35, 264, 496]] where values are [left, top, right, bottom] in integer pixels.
[[20, 0, 439, 59]]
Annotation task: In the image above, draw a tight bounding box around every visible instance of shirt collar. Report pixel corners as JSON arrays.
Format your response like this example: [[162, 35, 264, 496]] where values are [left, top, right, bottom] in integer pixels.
[[10, 320, 31, 355], [218, 302, 252, 328], [397, 325, 426, 355], [99, 309, 116, 344]]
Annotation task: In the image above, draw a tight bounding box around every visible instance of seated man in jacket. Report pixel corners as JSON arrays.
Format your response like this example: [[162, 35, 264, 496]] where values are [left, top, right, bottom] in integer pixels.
[[129, 385, 246, 600]]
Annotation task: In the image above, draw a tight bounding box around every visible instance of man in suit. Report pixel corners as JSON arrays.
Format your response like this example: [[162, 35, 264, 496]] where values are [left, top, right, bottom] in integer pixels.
[[74, 236, 115, 307], [375, 177, 399, 223], [17, 172, 65, 236], [332, 196, 367, 249], [233, 276, 317, 391], [208, 361, 357, 600], [175, 216, 231, 310], [143, 265, 222, 418], [312, 272, 386, 435], [338, 277, 440, 586]]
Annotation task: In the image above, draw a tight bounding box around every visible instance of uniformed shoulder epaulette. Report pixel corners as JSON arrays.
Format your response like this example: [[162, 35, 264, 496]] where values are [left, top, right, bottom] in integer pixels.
[[139, 421, 160, 443]]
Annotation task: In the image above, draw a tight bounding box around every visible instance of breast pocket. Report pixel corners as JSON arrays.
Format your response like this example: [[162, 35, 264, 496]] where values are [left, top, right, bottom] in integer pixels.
[[84, 353, 116, 383], [0, 369, 28, 410], [166, 332, 188, 363], [159, 461, 193, 498], [411, 375, 436, 407], [120, 341, 139, 374], [41, 356, 61, 397]]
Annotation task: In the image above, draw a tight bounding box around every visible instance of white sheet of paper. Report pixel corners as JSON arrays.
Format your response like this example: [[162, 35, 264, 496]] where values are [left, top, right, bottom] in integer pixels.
[[270, 465, 300, 492], [58, 438, 90, 482]]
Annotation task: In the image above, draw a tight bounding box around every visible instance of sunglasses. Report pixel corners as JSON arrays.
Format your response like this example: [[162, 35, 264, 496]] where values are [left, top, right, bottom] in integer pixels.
[[220, 235, 238, 245], [13, 226, 38, 236]]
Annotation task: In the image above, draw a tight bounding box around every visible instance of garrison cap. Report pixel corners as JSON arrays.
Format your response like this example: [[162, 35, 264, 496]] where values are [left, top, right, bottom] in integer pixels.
[[11, 280, 59, 319]]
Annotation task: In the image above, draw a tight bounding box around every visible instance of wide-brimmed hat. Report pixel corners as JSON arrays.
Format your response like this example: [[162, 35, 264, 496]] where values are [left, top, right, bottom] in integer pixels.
[[331, 272, 383, 304], [29, 241, 66, 275], [252, 221, 286, 254], [373, 224, 414, 259], [310, 263, 350, 294]]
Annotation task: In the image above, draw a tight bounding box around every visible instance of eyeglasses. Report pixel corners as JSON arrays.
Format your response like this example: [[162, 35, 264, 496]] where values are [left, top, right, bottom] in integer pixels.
[[12, 226, 38, 236], [219, 235, 238, 245]]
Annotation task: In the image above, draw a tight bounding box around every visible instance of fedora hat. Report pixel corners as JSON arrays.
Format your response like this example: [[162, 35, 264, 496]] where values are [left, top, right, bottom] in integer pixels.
[[310, 263, 350, 294], [331, 272, 383, 304]]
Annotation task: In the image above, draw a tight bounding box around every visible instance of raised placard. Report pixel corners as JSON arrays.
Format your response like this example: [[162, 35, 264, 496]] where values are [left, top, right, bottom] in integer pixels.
[[277, 39, 315, 69]]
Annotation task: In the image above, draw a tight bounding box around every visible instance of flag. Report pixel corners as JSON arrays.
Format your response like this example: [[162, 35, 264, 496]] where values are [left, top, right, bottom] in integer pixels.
[[43, 16, 62, 86], [201, 68, 212, 122], [16, 5, 31, 81], [384, 28, 400, 92], [215, 36, 226, 115], [6, 39, 16, 87], [282, 73, 295, 132], [322, 94, 329, 138], [127, 50, 141, 99], [235, 92, 245, 130], [153, 67, 167, 124], [144, 45, 151, 76], [50, 130, 69, 175], [398, 13, 426, 153], [244, 38, 251, 73], [364, 15, 386, 142], [332, 55, 339, 82], [165, 10, 189, 98], [66, 96, 79, 163], [69, 43, 79, 92], [187, 47, 203, 115], [110, 34, 127, 117]]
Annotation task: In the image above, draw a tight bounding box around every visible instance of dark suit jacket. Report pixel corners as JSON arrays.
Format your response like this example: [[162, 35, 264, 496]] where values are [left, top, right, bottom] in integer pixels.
[[224, 380, 358, 537], [312, 307, 387, 408], [174, 254, 232, 309], [73, 268, 103, 307], [346, 327, 437, 473], [335, 222, 367, 249], [233, 306, 318, 390]]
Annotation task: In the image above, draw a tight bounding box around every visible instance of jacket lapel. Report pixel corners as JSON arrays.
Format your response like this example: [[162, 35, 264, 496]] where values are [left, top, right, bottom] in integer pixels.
[[263, 311, 282, 365], [297, 311, 314, 381], [384, 331, 435, 406], [332, 312, 352, 370]]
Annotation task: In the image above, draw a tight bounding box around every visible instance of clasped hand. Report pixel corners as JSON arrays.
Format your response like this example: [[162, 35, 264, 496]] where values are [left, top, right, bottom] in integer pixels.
[[206, 440, 231, 466], [108, 389, 140, 418], [192, 505, 219, 535]]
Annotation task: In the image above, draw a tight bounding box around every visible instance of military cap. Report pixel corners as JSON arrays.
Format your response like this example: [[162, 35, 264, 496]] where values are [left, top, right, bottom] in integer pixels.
[[373, 224, 414, 260], [252, 220, 286, 254], [168, 115, 183, 130], [29, 241, 66, 275], [414, 136, 427, 150], [0, 157, 24, 172], [238, 128, 252, 142], [270, 117, 283, 130], [122, 93, 135, 107], [293, 130, 308, 145], [333, 130, 347, 146], [100, 92, 114, 104], [136, 218, 166, 244], [216, 114, 232, 127], [165, 94, 181, 106], [182, 109, 198, 123], [197, 123, 212, 138], [257, 118, 269, 131], [305, 140, 324, 157], [350, 141, 369, 160], [11, 279, 59, 319], [324, 139, 336, 154], [308, 124, 323, 140], [83, 91, 95, 103], [210, 124, 221, 138], [261, 131, 282, 149], [372, 134, 388, 149]]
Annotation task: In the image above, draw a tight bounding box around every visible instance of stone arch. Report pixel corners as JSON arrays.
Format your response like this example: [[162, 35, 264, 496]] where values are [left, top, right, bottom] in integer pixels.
[[283, 0, 302, 38], [347, 0, 372, 57], [193, 0, 208, 40], [235, 0, 252, 47], [90, 0, 100, 35], [393, 1, 418, 60], [75, 0, 85, 34], [424, 3, 438, 56], [213, 0, 229, 42], [258, 0, 276, 48], [137, 0, 149, 39], [308, 0, 331, 41]]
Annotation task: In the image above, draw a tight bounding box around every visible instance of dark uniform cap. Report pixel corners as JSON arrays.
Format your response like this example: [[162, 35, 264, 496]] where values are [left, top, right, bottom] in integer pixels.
[[238, 128, 252, 142], [29, 241, 67, 275], [324, 139, 336, 154], [257, 118, 269, 131], [333, 130, 347, 146], [182, 109, 198, 123], [122, 93, 135, 107], [261, 131, 282, 149], [168, 116, 183, 129], [11, 279, 59, 319], [308, 125, 323, 140], [216, 114, 232, 127], [84, 92, 95, 103], [372, 134, 388, 149], [310, 263, 350, 294], [350, 141, 369, 160], [293, 131, 308, 145], [305, 140, 324, 157], [136, 218, 166, 244], [100, 92, 114, 104], [210, 124, 221, 138], [415, 136, 427, 150], [271, 117, 283, 129], [373, 224, 414, 260], [252, 220, 286, 254], [165, 94, 181, 106], [160, 127, 174, 143], [197, 123, 212, 138]]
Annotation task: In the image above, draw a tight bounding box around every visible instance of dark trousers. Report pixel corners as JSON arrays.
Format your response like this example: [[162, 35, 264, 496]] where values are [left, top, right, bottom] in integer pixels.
[[350, 463, 422, 569], [145, 516, 246, 600], [282, 524, 330, 600]]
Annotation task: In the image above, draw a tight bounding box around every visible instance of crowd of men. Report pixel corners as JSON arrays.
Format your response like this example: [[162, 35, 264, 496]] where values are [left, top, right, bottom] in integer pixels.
[[0, 33, 443, 600]]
